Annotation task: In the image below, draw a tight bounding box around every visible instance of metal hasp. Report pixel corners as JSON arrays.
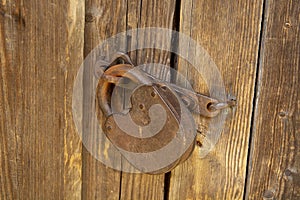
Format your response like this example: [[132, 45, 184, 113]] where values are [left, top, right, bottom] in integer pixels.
[[96, 53, 236, 174]]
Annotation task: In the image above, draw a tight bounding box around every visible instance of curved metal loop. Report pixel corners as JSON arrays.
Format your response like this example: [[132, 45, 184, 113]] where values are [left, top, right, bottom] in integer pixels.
[[208, 98, 237, 111], [97, 64, 153, 117], [94, 52, 134, 79], [109, 52, 134, 66]]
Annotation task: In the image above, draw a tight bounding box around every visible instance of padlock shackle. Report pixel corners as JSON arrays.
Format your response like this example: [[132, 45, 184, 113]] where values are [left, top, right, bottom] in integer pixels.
[[97, 64, 153, 116], [97, 64, 133, 116]]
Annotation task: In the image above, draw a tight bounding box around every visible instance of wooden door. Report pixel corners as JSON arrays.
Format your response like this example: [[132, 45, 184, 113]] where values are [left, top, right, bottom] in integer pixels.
[[1, 0, 299, 199]]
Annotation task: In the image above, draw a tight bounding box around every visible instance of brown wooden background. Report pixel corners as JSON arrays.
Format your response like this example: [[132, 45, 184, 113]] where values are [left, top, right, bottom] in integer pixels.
[[0, 0, 299, 199]]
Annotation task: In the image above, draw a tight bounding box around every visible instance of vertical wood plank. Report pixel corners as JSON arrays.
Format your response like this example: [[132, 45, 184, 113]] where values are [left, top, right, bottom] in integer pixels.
[[168, 0, 264, 199], [0, 0, 84, 199], [246, 0, 299, 199], [82, 0, 127, 199], [120, 1, 176, 199], [82, 0, 176, 199]]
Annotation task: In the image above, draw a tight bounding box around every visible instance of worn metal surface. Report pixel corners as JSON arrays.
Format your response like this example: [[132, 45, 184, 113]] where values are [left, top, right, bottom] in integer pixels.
[[98, 59, 226, 118], [97, 63, 196, 174]]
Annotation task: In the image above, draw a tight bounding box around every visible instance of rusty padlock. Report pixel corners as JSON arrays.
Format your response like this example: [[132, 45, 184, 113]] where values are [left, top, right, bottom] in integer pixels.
[[96, 64, 196, 174]]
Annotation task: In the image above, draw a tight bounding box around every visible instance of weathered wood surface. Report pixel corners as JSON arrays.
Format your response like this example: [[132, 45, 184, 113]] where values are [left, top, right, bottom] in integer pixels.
[[120, 0, 176, 200], [83, 0, 176, 199], [0, 0, 299, 199], [82, 0, 126, 199], [169, 0, 264, 199], [245, 0, 300, 199], [0, 0, 84, 199]]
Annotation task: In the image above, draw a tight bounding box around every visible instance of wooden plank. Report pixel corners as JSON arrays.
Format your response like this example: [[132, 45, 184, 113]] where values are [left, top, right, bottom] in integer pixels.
[[245, 0, 300, 199], [120, 1, 176, 199], [168, 0, 264, 199], [81, 0, 128, 199], [82, 0, 176, 199], [0, 0, 84, 199]]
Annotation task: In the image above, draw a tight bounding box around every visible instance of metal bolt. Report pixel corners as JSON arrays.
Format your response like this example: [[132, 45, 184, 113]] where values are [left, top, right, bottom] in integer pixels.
[[284, 169, 292, 176], [139, 103, 145, 110], [284, 21, 291, 29], [208, 98, 236, 111]]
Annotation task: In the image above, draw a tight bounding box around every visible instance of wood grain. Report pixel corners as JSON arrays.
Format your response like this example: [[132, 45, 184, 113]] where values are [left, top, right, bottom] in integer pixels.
[[82, 0, 127, 199], [0, 0, 298, 199], [0, 0, 84, 199], [168, 0, 264, 199], [120, 1, 176, 199], [245, 0, 300, 199]]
